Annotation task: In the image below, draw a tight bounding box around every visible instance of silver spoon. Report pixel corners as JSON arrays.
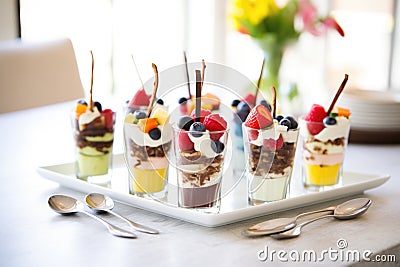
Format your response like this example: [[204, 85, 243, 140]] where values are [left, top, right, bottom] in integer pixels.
[[85, 193, 159, 234], [48, 195, 137, 238], [243, 206, 336, 237], [270, 198, 372, 239]]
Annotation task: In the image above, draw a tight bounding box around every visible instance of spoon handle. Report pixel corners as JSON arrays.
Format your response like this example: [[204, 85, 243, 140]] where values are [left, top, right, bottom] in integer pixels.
[[295, 206, 336, 220], [271, 215, 334, 240], [107, 210, 159, 234], [79, 210, 137, 238]]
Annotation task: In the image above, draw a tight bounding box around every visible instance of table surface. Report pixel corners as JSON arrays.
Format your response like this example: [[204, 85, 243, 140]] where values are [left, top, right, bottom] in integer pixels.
[[0, 102, 399, 267]]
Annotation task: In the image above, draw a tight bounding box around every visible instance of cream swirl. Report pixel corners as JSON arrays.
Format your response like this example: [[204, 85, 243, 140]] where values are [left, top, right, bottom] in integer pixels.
[[124, 123, 172, 147]]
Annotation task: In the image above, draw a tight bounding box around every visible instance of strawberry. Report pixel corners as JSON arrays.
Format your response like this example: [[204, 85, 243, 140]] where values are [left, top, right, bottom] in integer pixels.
[[243, 93, 256, 106], [177, 129, 194, 151], [203, 113, 227, 141], [190, 109, 212, 123], [244, 104, 273, 129], [248, 129, 259, 141], [304, 104, 326, 135], [127, 89, 151, 109], [263, 134, 283, 150], [101, 109, 114, 129]]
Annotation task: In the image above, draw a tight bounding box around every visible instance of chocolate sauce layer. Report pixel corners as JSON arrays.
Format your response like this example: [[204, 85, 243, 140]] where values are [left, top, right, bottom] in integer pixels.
[[248, 142, 296, 176]]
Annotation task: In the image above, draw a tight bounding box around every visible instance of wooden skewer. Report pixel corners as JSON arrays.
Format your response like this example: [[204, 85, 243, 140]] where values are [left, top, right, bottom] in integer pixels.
[[147, 63, 159, 118]]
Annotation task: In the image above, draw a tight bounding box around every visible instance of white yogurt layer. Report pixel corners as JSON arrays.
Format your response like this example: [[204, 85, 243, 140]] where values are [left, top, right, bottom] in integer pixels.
[[78, 107, 101, 130], [300, 116, 350, 142], [246, 120, 299, 146], [124, 123, 172, 147], [188, 132, 219, 158]]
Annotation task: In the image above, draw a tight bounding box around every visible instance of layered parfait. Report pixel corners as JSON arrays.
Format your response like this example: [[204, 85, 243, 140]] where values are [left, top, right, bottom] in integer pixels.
[[73, 100, 115, 180], [301, 104, 351, 187], [124, 102, 172, 196], [243, 103, 299, 204], [174, 108, 228, 209]]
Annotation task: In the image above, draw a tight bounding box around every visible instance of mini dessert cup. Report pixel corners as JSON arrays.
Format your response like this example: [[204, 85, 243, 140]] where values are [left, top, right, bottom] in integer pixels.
[[171, 127, 229, 213], [243, 123, 299, 204], [124, 122, 172, 200], [299, 117, 350, 190], [71, 109, 116, 185]]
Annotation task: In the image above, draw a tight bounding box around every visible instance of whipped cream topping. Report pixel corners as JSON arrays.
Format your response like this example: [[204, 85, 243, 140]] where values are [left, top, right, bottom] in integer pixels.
[[78, 107, 101, 129], [247, 120, 299, 146], [124, 123, 172, 147], [300, 116, 350, 142], [188, 132, 218, 158]]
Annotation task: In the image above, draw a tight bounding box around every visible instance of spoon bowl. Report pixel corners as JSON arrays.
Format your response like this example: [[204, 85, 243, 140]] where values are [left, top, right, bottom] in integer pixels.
[[270, 198, 372, 239], [48, 194, 137, 238]]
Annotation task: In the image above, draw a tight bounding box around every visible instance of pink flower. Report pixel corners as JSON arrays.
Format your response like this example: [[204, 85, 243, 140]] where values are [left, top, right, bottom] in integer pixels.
[[299, 0, 344, 37]]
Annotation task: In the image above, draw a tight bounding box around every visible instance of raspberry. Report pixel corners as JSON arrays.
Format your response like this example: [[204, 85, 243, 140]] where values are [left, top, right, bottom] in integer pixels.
[[247, 129, 259, 141], [177, 129, 194, 151], [101, 109, 114, 129], [305, 104, 326, 135], [190, 109, 212, 123], [203, 113, 227, 141], [244, 104, 273, 129], [263, 134, 283, 150]]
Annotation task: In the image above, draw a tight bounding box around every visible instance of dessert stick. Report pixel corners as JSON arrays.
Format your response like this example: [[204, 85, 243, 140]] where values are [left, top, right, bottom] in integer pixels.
[[201, 59, 206, 89], [183, 51, 191, 98], [326, 74, 349, 116], [147, 63, 159, 118], [254, 58, 265, 107], [270, 86, 276, 118], [195, 69, 202, 122], [89, 50, 95, 111], [131, 54, 145, 90]]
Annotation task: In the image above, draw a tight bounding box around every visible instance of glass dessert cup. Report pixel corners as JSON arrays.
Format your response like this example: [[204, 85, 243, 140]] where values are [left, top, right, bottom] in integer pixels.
[[171, 127, 229, 213], [299, 117, 350, 191], [243, 124, 299, 205], [124, 122, 172, 200], [71, 111, 116, 185]]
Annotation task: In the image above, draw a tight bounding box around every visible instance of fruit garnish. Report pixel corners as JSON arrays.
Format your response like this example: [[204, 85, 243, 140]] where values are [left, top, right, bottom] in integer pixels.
[[178, 97, 188, 104], [133, 110, 147, 120], [203, 113, 227, 141], [211, 140, 225, 153], [304, 104, 326, 135], [156, 98, 164, 105], [178, 129, 194, 151], [75, 102, 87, 118], [279, 116, 298, 130], [243, 93, 256, 106], [323, 116, 337, 126], [248, 129, 259, 141], [263, 134, 283, 150], [124, 113, 136, 124], [259, 100, 272, 112], [101, 109, 114, 129], [337, 107, 351, 117], [244, 104, 273, 129], [178, 115, 194, 131], [149, 128, 161, 140], [137, 118, 158, 133], [94, 101, 102, 112], [237, 101, 251, 122], [231, 99, 240, 108], [202, 92, 220, 110], [189, 122, 206, 137], [127, 89, 151, 109], [152, 108, 169, 125], [190, 109, 212, 123]]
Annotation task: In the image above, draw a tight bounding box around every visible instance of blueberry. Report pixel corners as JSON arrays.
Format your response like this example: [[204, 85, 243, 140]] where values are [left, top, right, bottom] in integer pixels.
[[156, 98, 164, 105], [77, 99, 87, 105], [94, 101, 102, 112], [237, 101, 250, 113], [178, 115, 194, 130], [279, 118, 291, 129], [133, 110, 147, 119], [284, 116, 298, 129], [149, 128, 161, 140], [178, 97, 188, 104], [323, 116, 337, 126], [189, 122, 206, 137], [259, 100, 272, 111], [237, 110, 249, 122], [211, 140, 225, 153], [275, 115, 284, 122], [231, 99, 240, 107]]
